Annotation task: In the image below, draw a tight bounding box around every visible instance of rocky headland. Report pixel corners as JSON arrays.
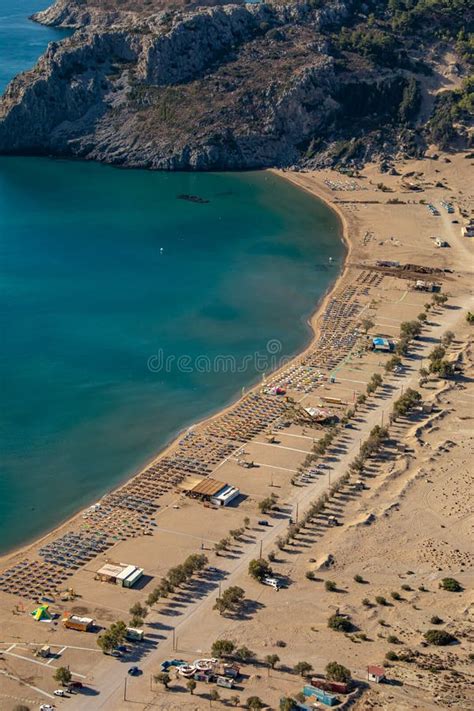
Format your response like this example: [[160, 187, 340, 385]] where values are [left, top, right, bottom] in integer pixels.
[[0, 0, 471, 170]]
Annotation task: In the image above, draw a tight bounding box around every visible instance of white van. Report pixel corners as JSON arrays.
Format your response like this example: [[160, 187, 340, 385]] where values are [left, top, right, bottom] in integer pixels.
[[262, 576, 280, 591]]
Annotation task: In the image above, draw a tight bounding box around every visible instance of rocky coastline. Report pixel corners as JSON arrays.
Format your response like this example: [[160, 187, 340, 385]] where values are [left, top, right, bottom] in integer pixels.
[[0, 0, 470, 170]]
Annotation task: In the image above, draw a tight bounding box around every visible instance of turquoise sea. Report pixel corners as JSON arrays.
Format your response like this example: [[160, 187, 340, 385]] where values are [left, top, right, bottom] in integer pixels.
[[0, 1, 344, 554]]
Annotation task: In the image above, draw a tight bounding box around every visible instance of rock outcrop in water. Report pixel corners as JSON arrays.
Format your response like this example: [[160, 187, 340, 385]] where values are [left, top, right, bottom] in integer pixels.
[[0, 0, 471, 170]]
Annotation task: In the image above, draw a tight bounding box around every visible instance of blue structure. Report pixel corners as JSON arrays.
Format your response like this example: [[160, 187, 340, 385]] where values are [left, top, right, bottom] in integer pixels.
[[372, 337, 393, 352], [303, 684, 338, 707], [160, 659, 186, 671]]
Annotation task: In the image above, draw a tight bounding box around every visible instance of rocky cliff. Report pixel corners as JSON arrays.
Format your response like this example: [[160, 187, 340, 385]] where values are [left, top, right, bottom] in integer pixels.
[[0, 0, 468, 170], [32, 0, 238, 29]]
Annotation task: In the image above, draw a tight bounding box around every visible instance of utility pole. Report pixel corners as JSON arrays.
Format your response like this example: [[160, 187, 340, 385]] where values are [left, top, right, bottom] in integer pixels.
[[124, 676, 127, 701], [172, 628, 176, 651], [295, 502, 299, 522], [259, 540, 263, 559]]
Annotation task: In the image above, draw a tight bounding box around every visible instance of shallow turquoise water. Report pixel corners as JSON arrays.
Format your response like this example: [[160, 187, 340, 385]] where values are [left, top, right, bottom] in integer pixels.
[[0, 3, 344, 554], [0, 0, 70, 93]]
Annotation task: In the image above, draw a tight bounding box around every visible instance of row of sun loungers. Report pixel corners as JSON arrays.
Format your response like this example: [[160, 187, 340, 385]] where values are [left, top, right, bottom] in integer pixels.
[[0, 269, 386, 600], [0, 560, 70, 598]]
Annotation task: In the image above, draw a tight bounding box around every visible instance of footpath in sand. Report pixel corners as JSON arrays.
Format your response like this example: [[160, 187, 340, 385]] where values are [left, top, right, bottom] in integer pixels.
[[0, 151, 473, 711]]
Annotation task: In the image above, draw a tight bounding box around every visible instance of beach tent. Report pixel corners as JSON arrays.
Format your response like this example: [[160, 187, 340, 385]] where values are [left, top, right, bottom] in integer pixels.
[[31, 604, 52, 621]]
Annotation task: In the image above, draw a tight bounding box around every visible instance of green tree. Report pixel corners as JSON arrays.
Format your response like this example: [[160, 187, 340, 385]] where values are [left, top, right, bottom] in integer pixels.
[[325, 661, 351, 683], [54, 666, 72, 686], [441, 331, 455, 346], [186, 679, 197, 695], [398, 76, 421, 123], [158, 578, 174, 597], [440, 577, 462, 592], [396, 337, 410, 356], [211, 638, 235, 658], [361, 317, 375, 334], [167, 565, 187, 587], [280, 699, 296, 711], [235, 645, 256, 662], [393, 388, 421, 417], [214, 540, 227, 555], [210, 689, 220, 706], [258, 495, 277, 514], [129, 602, 148, 620], [214, 586, 246, 616], [432, 293, 448, 306], [400, 320, 422, 339], [154, 671, 171, 689], [294, 661, 313, 676], [247, 696, 264, 710], [328, 614, 352, 632], [146, 588, 160, 607], [424, 629, 456, 646], [97, 629, 117, 654], [248, 558, 272, 582], [429, 345, 446, 362], [183, 553, 208, 577], [367, 373, 383, 395], [230, 696, 241, 707], [97, 620, 127, 654], [265, 653, 280, 669]]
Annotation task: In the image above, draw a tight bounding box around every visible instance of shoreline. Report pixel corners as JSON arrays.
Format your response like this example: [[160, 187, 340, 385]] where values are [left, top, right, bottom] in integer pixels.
[[0, 170, 351, 567], [1, 152, 473, 710]]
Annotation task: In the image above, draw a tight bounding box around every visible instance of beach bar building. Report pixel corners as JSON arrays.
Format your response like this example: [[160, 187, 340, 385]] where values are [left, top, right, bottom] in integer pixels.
[[185, 478, 240, 507], [95, 562, 144, 588]]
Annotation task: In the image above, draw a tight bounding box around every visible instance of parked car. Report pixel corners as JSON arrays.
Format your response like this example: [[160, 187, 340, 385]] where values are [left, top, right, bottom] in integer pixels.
[[40, 705, 55, 711], [128, 666, 141, 676], [53, 690, 66, 697], [258, 520, 270, 526]]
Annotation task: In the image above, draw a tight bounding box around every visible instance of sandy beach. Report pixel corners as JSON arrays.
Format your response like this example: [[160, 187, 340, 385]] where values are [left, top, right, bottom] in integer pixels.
[[0, 150, 473, 711]]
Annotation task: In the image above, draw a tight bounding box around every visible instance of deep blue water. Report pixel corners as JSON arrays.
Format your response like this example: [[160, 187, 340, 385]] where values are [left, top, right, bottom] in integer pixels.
[[0, 3, 344, 554]]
